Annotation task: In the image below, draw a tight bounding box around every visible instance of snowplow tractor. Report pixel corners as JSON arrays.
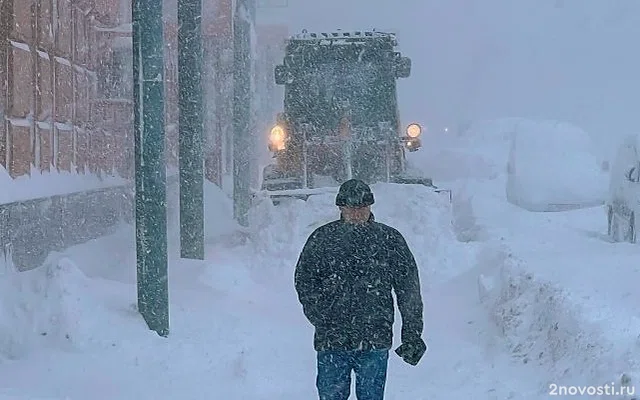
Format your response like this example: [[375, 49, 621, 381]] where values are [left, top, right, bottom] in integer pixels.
[[258, 30, 439, 203]]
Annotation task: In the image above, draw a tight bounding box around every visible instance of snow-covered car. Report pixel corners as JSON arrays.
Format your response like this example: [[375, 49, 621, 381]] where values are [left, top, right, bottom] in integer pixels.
[[506, 120, 607, 212], [606, 135, 640, 243]]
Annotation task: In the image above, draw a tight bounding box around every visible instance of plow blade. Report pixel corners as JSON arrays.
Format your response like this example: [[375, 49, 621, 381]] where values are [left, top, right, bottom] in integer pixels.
[[391, 175, 434, 187], [254, 176, 452, 205], [392, 175, 452, 202], [252, 186, 338, 204]]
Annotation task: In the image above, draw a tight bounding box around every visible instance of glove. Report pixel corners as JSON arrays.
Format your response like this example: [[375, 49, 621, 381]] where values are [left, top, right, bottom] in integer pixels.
[[394, 337, 427, 366]]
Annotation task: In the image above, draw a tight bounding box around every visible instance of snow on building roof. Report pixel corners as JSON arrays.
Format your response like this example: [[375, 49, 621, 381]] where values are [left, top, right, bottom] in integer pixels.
[[289, 29, 396, 44]]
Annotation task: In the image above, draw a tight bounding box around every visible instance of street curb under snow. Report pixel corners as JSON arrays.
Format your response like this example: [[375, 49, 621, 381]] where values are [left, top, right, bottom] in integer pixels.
[[476, 246, 639, 399]]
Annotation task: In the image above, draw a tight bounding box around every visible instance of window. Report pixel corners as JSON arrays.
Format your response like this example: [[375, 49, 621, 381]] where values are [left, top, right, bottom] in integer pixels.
[[96, 44, 132, 99]]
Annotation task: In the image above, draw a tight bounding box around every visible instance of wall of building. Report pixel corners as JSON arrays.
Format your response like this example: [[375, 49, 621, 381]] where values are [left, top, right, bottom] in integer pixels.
[[1, 0, 287, 188], [0, 0, 288, 269], [0, 0, 179, 182], [1, 0, 116, 178]]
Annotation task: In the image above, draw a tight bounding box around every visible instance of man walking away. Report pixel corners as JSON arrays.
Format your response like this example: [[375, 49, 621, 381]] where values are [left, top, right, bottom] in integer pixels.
[[294, 179, 427, 400]]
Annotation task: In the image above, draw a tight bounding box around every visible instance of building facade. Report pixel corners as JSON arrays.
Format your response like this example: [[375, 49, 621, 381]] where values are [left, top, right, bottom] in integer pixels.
[[1, 0, 287, 187]]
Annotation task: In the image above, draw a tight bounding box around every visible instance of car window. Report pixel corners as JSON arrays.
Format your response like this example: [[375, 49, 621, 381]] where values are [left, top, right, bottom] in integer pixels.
[[627, 166, 640, 183]]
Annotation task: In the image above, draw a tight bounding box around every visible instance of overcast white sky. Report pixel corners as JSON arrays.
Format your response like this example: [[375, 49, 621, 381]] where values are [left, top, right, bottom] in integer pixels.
[[158, 0, 640, 157], [256, 0, 640, 157]]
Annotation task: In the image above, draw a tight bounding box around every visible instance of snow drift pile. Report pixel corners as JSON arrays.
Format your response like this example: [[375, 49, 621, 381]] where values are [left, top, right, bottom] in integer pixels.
[[0, 166, 126, 205], [249, 182, 474, 287], [477, 247, 640, 398], [408, 118, 522, 182], [0, 254, 126, 359]]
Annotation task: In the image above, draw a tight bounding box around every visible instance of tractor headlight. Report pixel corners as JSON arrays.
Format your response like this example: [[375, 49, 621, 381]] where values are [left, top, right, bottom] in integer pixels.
[[269, 125, 286, 151], [406, 123, 421, 138]]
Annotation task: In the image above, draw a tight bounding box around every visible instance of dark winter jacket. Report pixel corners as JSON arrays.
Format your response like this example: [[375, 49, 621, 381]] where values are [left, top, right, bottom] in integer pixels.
[[294, 213, 424, 351]]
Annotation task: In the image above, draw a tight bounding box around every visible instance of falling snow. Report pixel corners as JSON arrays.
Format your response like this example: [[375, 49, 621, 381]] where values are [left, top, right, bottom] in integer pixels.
[[1, 1, 640, 400]]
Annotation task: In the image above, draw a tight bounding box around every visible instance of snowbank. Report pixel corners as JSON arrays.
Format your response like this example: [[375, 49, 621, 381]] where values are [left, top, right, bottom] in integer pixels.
[[450, 184, 489, 242], [477, 245, 640, 398], [204, 181, 243, 243], [421, 119, 640, 397], [406, 118, 521, 182], [0, 166, 127, 205], [163, 179, 243, 259], [506, 120, 607, 211], [249, 182, 477, 287], [0, 216, 318, 399], [0, 252, 142, 359]]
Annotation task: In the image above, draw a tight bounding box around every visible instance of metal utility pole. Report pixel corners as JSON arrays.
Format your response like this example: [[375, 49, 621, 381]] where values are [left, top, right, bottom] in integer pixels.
[[132, 0, 169, 337], [178, 0, 205, 259], [233, 0, 255, 227]]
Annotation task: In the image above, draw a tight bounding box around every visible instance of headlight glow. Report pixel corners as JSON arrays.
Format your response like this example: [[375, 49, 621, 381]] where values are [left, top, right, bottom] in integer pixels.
[[269, 125, 286, 151], [406, 123, 421, 138]]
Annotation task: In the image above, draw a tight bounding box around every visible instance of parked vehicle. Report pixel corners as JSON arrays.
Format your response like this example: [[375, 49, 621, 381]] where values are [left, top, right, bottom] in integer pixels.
[[606, 135, 640, 243]]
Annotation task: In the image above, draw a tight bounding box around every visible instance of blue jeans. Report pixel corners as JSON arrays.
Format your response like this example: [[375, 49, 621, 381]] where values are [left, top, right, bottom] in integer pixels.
[[316, 349, 389, 400]]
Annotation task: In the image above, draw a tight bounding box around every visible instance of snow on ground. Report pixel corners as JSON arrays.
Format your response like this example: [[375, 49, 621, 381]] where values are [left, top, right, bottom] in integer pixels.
[[1, 117, 639, 399], [0, 166, 182, 205], [471, 177, 640, 397], [0, 166, 127, 205], [0, 179, 552, 399], [409, 118, 640, 398]]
